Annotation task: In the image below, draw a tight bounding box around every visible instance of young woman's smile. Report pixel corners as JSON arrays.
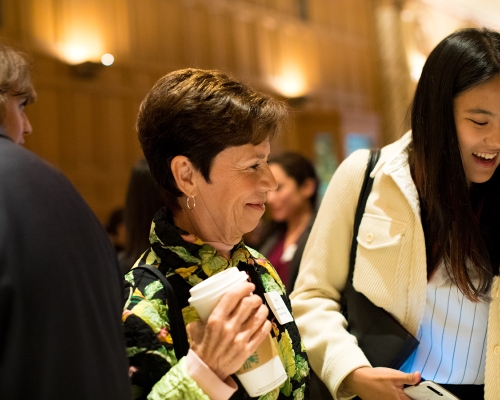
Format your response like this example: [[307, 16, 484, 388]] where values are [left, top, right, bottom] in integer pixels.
[[454, 74, 500, 184]]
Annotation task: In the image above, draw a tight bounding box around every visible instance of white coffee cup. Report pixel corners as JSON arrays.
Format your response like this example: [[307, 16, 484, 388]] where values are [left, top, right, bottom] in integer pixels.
[[188, 267, 287, 397], [188, 267, 249, 322]]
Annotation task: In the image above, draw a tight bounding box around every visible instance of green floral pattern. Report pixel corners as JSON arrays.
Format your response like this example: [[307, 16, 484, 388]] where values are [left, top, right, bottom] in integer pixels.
[[123, 207, 309, 399]]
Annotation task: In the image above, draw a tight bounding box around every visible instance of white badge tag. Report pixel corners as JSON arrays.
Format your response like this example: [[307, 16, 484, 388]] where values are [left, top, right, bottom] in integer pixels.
[[264, 291, 294, 325]]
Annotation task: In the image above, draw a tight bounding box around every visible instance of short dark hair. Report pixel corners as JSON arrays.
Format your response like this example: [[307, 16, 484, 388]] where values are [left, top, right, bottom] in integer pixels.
[[136, 68, 289, 213], [409, 27, 500, 301], [268, 151, 319, 209]]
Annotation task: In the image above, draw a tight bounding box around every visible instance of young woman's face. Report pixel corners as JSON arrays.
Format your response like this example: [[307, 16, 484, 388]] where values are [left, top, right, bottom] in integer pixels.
[[267, 164, 309, 222], [454, 74, 500, 184], [3, 93, 32, 144]]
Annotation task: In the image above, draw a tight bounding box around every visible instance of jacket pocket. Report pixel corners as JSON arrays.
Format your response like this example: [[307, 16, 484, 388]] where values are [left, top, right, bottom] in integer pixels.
[[353, 214, 407, 307]]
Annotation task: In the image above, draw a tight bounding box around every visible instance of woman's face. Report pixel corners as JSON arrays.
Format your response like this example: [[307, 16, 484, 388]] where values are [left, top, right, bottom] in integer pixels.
[[454, 74, 500, 185], [192, 139, 277, 244], [3, 93, 32, 144], [267, 164, 309, 222]]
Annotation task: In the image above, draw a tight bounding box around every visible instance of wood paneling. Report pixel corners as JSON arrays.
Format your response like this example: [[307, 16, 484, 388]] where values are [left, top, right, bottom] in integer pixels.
[[2, 0, 384, 222]]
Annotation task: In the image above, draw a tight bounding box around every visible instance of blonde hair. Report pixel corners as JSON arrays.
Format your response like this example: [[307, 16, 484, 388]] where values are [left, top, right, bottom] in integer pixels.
[[0, 42, 36, 122]]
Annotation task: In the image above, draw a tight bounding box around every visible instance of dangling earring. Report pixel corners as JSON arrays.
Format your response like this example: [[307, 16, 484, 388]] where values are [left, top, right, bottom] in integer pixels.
[[186, 195, 196, 210]]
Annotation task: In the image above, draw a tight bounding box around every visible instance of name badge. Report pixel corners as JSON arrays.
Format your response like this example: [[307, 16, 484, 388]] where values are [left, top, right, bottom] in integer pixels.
[[264, 291, 294, 325]]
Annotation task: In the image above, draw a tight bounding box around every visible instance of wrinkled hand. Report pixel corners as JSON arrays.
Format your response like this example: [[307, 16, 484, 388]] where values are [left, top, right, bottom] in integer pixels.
[[343, 366, 421, 400], [186, 281, 272, 381]]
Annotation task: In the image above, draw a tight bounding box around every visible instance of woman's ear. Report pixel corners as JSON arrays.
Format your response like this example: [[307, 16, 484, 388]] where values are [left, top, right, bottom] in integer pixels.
[[300, 177, 317, 199], [170, 155, 197, 197]]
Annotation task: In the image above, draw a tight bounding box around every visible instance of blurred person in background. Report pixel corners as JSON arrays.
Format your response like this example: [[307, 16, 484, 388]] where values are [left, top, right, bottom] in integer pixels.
[[123, 68, 309, 399], [259, 152, 319, 294], [119, 158, 164, 274], [0, 42, 131, 399], [105, 207, 127, 254]]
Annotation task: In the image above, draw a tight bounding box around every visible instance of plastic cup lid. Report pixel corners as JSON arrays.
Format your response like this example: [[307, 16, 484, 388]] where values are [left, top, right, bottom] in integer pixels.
[[188, 270, 248, 303]]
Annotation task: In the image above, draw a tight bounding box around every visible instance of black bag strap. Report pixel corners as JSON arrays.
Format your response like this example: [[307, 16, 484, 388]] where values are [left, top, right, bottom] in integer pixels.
[[347, 149, 381, 284], [134, 265, 190, 360]]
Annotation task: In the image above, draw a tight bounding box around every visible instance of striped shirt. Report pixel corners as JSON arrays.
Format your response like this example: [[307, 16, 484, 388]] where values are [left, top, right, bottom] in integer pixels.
[[400, 263, 489, 384]]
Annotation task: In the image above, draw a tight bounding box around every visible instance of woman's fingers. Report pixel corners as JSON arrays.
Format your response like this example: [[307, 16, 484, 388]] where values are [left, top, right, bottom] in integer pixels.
[[229, 293, 266, 324], [187, 282, 274, 380], [343, 367, 421, 400], [210, 281, 256, 318], [402, 371, 421, 386], [247, 318, 272, 349], [232, 305, 271, 350]]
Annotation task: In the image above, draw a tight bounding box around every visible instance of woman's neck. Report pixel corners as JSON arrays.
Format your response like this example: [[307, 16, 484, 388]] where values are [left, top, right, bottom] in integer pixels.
[[173, 212, 235, 259], [284, 207, 313, 248], [204, 241, 233, 259]]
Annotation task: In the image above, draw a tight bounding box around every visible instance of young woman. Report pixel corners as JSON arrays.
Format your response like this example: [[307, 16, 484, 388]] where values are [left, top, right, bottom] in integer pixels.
[[259, 152, 319, 294], [291, 28, 500, 400]]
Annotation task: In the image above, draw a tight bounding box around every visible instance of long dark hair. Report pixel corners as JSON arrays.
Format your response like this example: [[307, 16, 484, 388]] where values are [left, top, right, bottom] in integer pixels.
[[122, 159, 164, 271], [409, 27, 500, 301]]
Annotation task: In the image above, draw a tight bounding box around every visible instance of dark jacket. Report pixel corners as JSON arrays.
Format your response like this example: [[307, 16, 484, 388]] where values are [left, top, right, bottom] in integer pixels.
[[0, 133, 132, 399]]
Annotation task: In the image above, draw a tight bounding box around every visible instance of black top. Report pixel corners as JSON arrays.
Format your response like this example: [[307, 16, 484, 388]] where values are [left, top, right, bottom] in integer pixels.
[[0, 133, 132, 399], [258, 215, 315, 295]]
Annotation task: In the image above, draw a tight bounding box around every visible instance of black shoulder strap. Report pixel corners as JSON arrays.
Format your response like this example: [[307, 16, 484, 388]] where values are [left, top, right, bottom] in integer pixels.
[[347, 149, 381, 284], [134, 265, 190, 360]]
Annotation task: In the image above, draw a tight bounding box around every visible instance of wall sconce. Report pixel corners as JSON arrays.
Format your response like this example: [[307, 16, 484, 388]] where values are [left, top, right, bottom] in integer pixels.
[[269, 67, 308, 106], [286, 95, 308, 108], [70, 61, 102, 78], [69, 53, 114, 79]]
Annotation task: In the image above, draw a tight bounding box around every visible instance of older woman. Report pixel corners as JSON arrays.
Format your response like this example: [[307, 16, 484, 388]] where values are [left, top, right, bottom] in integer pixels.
[[0, 42, 132, 399], [0, 42, 35, 144], [123, 69, 310, 400]]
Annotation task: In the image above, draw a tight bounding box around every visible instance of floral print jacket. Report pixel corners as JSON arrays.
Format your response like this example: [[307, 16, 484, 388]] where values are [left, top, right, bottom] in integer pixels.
[[123, 208, 309, 400]]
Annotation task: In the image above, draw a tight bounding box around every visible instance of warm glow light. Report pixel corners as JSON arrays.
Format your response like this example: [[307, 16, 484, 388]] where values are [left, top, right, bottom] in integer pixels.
[[101, 53, 114, 66], [63, 44, 92, 64], [57, 31, 104, 65], [408, 51, 427, 82], [269, 66, 307, 98]]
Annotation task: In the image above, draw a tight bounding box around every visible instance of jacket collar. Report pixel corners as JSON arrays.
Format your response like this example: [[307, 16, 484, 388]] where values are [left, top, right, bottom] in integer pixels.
[[374, 131, 421, 217], [0, 127, 10, 140], [149, 207, 254, 284]]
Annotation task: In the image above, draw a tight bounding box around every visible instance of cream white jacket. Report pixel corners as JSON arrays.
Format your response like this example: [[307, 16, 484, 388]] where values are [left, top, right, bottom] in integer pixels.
[[290, 132, 500, 400]]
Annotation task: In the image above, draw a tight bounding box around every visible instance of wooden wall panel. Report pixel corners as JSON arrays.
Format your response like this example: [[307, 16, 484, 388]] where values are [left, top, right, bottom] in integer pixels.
[[3, 0, 384, 222]]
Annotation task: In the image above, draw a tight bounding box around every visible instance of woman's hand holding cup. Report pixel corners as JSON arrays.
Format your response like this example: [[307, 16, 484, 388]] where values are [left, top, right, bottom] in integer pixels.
[[186, 281, 272, 381]]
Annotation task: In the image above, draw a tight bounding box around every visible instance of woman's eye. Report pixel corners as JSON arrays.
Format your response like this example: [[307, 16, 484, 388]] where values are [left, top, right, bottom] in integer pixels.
[[250, 163, 260, 170], [469, 119, 487, 126]]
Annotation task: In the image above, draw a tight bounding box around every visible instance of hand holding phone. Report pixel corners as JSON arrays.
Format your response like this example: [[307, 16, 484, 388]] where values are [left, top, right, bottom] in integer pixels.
[[403, 381, 460, 400]]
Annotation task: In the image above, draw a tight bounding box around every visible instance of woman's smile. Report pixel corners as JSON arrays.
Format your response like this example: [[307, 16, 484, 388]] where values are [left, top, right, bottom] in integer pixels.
[[245, 202, 266, 212], [472, 151, 498, 167], [454, 74, 500, 184]]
